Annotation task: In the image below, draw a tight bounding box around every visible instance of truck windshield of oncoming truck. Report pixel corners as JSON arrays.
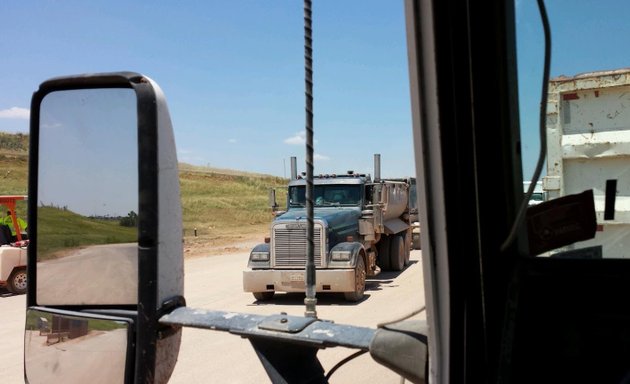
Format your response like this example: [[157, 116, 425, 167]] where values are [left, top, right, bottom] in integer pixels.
[[289, 184, 363, 206]]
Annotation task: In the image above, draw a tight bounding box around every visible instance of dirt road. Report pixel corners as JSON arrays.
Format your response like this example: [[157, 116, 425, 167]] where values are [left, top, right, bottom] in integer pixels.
[[1, 249, 424, 383]]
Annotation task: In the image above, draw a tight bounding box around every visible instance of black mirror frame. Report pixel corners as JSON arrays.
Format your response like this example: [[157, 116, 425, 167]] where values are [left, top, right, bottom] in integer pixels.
[[28, 72, 161, 383]]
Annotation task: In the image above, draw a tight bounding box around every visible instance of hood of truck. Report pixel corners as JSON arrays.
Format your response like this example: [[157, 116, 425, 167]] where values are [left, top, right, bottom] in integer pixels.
[[275, 207, 362, 247]]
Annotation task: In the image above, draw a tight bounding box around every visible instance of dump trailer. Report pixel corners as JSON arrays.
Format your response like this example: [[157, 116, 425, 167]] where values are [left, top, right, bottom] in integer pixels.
[[543, 68, 630, 258], [243, 154, 414, 301]]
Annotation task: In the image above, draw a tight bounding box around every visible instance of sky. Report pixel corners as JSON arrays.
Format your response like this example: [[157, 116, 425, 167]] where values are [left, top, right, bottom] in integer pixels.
[[38, 89, 138, 216], [1, 1, 630, 180], [0, 1, 412, 178]]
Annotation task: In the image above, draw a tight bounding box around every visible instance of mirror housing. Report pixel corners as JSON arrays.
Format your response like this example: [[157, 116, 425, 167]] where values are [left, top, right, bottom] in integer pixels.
[[27, 72, 184, 383], [370, 320, 428, 384], [269, 188, 278, 211]]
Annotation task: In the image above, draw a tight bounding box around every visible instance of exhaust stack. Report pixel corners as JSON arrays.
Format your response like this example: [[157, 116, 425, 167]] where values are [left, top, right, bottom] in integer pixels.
[[374, 154, 381, 182], [290, 156, 298, 180]]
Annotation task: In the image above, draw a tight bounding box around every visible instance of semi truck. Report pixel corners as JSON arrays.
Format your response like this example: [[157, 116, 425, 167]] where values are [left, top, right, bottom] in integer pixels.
[[543, 68, 630, 258], [243, 154, 416, 301]]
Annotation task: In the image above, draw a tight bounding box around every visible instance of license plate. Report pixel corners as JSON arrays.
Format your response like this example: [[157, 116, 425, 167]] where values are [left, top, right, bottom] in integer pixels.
[[289, 273, 304, 282]]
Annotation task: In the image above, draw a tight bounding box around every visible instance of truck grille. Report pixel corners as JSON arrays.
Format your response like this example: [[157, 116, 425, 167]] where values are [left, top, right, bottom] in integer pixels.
[[273, 224, 324, 267]]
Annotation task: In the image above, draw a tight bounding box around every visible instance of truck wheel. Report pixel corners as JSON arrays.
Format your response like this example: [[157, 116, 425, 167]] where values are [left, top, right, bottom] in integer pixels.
[[378, 236, 391, 271], [403, 234, 411, 266], [253, 292, 274, 301], [8, 267, 27, 295], [390, 235, 405, 271], [344, 256, 366, 302]]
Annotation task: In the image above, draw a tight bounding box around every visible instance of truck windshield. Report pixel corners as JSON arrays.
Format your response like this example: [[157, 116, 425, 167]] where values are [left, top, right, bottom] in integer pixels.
[[288, 185, 362, 207]]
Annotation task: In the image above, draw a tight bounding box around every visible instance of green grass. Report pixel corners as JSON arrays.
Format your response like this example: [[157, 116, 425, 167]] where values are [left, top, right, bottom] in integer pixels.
[[0, 132, 288, 253], [37, 206, 137, 260], [179, 164, 287, 234], [0, 133, 29, 218]]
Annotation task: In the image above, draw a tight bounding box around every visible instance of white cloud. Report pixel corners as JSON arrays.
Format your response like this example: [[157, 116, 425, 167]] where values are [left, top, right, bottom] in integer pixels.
[[228, 138, 237, 143], [314, 153, 330, 161], [284, 131, 318, 145], [0, 107, 29, 119], [284, 131, 306, 145]]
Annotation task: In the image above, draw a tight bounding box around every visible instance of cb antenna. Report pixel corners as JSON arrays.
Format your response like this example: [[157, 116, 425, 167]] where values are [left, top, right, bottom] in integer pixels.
[[304, 0, 317, 318]]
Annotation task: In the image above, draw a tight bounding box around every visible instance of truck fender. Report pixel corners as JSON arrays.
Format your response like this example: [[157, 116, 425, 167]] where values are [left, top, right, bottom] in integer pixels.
[[329, 242, 365, 267]]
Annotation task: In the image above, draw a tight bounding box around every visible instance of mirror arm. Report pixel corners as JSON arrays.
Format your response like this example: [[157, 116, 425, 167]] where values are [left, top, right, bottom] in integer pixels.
[[156, 296, 187, 339], [160, 307, 377, 383], [159, 306, 374, 349]]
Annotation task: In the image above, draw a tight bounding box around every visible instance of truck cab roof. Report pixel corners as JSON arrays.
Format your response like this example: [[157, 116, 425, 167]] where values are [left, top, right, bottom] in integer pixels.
[[288, 174, 370, 187]]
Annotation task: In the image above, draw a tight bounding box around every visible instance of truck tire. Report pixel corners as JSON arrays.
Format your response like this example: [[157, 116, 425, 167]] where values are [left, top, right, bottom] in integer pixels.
[[390, 235, 405, 271], [8, 267, 27, 295], [403, 233, 411, 266], [378, 236, 391, 271], [344, 255, 366, 302], [253, 292, 274, 301]]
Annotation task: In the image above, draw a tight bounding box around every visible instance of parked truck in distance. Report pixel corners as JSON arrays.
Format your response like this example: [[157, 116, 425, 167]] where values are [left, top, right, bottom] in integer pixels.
[[543, 68, 630, 259], [243, 154, 418, 301]]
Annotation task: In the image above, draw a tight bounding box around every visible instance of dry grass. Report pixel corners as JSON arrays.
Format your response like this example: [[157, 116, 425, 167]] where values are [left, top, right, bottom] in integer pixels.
[[0, 133, 289, 258], [179, 164, 288, 257]]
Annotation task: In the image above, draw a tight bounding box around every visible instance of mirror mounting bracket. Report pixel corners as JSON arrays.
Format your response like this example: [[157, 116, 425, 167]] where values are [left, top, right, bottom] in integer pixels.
[[156, 296, 186, 339], [257, 312, 318, 333]]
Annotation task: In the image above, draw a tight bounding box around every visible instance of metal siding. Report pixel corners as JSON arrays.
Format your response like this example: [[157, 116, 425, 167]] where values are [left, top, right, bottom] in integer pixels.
[[546, 69, 630, 258]]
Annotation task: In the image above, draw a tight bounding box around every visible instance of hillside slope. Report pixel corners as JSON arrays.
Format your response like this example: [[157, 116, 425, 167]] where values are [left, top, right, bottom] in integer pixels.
[[0, 132, 287, 256], [179, 163, 287, 256], [0, 133, 28, 199]]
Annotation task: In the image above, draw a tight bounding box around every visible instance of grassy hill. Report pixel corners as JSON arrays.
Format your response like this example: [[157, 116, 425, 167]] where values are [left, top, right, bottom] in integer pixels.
[[37, 206, 137, 260], [179, 163, 287, 254], [0, 132, 29, 197], [0, 132, 288, 256]]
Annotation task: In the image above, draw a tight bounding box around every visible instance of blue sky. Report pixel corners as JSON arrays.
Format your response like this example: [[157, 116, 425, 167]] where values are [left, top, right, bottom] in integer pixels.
[[516, 0, 630, 179], [1, 1, 630, 179], [0, 1, 412, 178]]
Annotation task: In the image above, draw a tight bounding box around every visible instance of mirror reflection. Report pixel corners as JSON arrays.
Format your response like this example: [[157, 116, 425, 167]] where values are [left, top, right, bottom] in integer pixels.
[[24, 308, 130, 384], [37, 88, 138, 305]]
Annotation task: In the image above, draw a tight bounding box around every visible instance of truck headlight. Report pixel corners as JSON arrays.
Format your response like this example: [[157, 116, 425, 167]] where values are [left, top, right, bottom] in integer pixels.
[[331, 250, 352, 261], [251, 252, 270, 261]]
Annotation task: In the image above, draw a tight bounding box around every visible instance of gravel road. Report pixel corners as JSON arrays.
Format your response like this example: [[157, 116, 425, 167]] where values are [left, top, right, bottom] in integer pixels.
[[1, 248, 425, 383]]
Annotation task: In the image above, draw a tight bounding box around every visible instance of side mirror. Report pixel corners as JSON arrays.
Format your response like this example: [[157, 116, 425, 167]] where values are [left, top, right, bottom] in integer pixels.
[[26, 72, 184, 383], [268, 188, 278, 211], [25, 307, 134, 383]]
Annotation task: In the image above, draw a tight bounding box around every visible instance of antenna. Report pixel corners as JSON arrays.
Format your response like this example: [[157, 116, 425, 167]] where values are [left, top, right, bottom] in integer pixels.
[[304, 0, 317, 318]]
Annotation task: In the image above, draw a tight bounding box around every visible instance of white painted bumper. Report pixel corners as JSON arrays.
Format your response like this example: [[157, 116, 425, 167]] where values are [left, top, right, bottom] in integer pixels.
[[243, 268, 356, 293]]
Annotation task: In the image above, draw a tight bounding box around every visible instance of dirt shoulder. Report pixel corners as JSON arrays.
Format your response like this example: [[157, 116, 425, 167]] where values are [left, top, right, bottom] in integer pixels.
[[183, 229, 267, 258]]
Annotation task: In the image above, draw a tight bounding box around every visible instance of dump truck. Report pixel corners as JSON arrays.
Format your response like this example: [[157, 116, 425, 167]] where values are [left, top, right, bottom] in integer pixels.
[[543, 68, 630, 259], [0, 195, 28, 294], [243, 154, 416, 301]]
